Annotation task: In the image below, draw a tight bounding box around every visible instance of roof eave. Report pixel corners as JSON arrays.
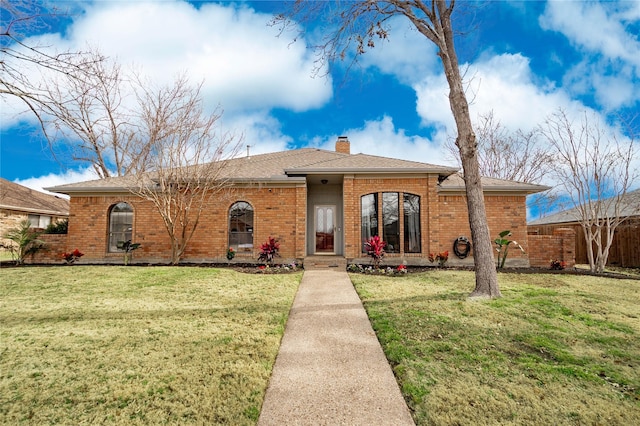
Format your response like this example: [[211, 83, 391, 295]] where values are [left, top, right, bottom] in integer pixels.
[[0, 204, 69, 216], [285, 167, 459, 175], [44, 175, 308, 195], [439, 184, 551, 195], [228, 176, 307, 184], [44, 186, 129, 195]]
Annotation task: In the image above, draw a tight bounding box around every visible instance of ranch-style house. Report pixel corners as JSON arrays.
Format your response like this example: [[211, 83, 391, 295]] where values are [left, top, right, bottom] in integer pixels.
[[43, 137, 550, 267]]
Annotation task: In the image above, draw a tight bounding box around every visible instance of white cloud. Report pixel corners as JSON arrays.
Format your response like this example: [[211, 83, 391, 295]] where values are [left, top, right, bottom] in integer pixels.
[[14, 167, 102, 198], [540, 1, 640, 109], [359, 17, 439, 85], [1, 0, 332, 129], [314, 115, 456, 168], [79, 1, 331, 111], [221, 110, 293, 157], [540, 1, 640, 67], [415, 53, 581, 136]]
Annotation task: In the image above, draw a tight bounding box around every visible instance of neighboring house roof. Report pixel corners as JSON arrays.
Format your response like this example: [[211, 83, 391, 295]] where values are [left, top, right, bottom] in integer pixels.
[[528, 188, 640, 226], [44, 147, 547, 196], [0, 178, 70, 216]]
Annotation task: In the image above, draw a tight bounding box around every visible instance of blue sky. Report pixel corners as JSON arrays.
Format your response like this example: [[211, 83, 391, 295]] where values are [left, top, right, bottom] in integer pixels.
[[1, 1, 639, 217]]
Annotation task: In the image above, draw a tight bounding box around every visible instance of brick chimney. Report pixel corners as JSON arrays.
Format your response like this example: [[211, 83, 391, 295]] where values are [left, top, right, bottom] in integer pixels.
[[335, 136, 350, 154]]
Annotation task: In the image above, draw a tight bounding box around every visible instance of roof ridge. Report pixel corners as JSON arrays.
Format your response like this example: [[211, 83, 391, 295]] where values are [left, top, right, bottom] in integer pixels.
[[349, 152, 456, 169], [228, 147, 332, 163]]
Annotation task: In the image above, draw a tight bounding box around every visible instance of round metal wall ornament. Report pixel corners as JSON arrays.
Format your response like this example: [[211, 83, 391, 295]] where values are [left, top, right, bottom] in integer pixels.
[[453, 236, 471, 259]]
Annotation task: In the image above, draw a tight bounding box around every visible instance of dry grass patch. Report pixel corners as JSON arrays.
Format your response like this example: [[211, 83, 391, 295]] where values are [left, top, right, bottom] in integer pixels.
[[0, 266, 301, 425], [351, 270, 640, 425]]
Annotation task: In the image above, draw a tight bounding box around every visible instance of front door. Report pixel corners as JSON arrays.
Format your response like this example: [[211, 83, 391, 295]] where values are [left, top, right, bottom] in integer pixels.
[[315, 205, 335, 254]]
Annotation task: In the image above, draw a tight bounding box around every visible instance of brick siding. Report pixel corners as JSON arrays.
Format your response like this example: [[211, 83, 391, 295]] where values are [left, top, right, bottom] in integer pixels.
[[528, 228, 576, 268], [60, 185, 303, 264], [29, 234, 68, 264], [436, 194, 530, 267], [31, 178, 536, 266]]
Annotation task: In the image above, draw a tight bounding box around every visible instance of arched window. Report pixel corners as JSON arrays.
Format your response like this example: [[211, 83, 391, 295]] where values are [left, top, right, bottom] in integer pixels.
[[108, 202, 133, 252], [229, 201, 254, 253]]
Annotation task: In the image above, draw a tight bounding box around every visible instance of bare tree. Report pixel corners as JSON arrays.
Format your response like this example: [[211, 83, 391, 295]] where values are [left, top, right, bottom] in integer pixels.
[[446, 110, 554, 183], [446, 110, 558, 217], [540, 109, 639, 273], [35, 53, 137, 178], [1, 0, 105, 140], [274, 0, 500, 298], [128, 76, 242, 265]]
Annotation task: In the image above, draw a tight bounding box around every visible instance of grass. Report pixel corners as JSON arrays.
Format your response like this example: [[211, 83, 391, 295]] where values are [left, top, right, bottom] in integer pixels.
[[0, 266, 302, 425], [351, 270, 640, 425]]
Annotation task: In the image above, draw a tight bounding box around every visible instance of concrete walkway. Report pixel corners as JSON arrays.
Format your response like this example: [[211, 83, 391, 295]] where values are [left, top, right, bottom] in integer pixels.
[[258, 270, 415, 425]]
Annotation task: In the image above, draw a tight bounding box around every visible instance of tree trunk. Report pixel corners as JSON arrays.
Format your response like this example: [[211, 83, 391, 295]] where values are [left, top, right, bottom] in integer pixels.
[[462, 151, 501, 298], [437, 5, 500, 299], [582, 225, 595, 272]]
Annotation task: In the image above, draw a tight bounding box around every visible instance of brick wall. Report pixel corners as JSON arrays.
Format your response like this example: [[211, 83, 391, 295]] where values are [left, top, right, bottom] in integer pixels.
[[437, 194, 530, 267], [528, 228, 576, 268], [59, 177, 534, 266], [345, 176, 432, 260], [28, 234, 68, 264], [342, 177, 530, 267], [1, 210, 67, 251], [65, 185, 303, 264]]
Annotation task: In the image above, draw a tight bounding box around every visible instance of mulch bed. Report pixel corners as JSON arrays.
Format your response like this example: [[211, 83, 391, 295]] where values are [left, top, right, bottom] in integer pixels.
[[2, 260, 638, 279]]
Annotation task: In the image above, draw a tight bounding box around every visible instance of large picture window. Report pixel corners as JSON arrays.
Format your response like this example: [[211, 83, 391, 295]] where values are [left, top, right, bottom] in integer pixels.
[[229, 201, 254, 253], [361, 193, 378, 253], [404, 193, 421, 253], [361, 192, 422, 254], [108, 202, 133, 252]]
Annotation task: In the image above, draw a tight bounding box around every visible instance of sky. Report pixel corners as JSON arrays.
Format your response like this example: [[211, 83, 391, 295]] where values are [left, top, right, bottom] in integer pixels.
[[1, 0, 639, 219]]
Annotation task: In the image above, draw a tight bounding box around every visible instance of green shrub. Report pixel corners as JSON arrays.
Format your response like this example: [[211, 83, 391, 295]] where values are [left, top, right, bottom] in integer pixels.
[[44, 219, 68, 234], [2, 220, 45, 264]]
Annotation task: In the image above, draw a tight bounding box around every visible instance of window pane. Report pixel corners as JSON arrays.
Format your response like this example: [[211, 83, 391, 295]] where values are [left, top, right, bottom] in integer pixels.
[[383, 192, 400, 253], [229, 201, 254, 253], [27, 214, 39, 228], [361, 193, 378, 253], [39, 216, 51, 228], [404, 194, 421, 253], [108, 202, 133, 252]]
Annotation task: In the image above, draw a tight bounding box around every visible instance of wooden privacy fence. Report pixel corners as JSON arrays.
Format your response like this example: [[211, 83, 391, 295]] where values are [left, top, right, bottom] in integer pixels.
[[528, 217, 640, 268]]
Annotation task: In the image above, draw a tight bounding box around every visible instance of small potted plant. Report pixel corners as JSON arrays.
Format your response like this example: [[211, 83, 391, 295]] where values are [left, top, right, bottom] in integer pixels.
[[226, 247, 235, 261], [117, 240, 141, 266], [258, 236, 280, 264], [364, 236, 386, 269], [61, 248, 84, 265], [428, 251, 449, 267], [550, 259, 566, 270]]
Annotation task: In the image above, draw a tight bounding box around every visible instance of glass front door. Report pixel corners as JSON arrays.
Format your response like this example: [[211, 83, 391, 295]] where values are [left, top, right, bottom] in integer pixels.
[[315, 205, 335, 253]]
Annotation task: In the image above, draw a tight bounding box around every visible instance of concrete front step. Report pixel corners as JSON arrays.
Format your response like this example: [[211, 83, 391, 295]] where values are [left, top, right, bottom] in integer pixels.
[[303, 256, 347, 271]]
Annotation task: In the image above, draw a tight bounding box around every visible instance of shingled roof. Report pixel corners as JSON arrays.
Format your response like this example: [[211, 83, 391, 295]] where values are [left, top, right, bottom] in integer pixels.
[[529, 188, 640, 226], [0, 178, 70, 216], [46, 148, 460, 193], [45, 147, 548, 196]]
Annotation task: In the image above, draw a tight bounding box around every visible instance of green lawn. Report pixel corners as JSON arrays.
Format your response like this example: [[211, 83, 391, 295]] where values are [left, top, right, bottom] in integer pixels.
[[0, 266, 301, 425], [352, 270, 640, 425]]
